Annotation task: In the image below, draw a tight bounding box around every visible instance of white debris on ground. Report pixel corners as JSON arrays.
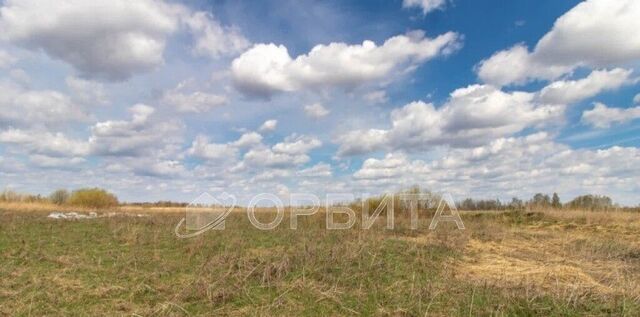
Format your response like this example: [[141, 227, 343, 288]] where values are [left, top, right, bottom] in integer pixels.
[[47, 212, 148, 219]]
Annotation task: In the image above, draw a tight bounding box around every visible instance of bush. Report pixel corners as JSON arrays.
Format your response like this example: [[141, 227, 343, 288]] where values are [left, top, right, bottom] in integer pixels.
[[68, 188, 119, 209], [49, 189, 70, 205], [0, 190, 47, 203], [0, 190, 20, 202], [566, 194, 613, 211]]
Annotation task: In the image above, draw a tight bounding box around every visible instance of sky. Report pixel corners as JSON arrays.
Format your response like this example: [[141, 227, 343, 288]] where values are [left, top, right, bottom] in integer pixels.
[[1, 0, 640, 205]]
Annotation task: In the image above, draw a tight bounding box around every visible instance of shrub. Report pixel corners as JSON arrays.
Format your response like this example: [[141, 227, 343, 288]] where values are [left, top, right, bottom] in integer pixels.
[[49, 189, 70, 205], [566, 194, 613, 211], [0, 190, 47, 203], [0, 190, 20, 202], [68, 188, 119, 209]]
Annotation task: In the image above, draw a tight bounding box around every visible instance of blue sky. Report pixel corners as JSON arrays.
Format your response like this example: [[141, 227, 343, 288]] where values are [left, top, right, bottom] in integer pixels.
[[1, 0, 639, 205]]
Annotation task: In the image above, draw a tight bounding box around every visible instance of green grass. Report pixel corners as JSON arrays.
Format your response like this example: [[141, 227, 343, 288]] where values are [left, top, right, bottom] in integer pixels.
[[1, 209, 638, 316]]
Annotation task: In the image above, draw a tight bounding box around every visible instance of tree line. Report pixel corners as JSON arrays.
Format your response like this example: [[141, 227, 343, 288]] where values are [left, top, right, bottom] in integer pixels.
[[457, 193, 621, 211]]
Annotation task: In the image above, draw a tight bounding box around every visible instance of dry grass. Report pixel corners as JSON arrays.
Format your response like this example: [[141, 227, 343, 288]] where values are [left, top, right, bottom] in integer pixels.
[[1, 204, 639, 315]]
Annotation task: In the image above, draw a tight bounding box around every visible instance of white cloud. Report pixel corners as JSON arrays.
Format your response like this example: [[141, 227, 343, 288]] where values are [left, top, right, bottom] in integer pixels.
[[352, 133, 640, 205], [259, 119, 278, 132], [582, 102, 640, 128], [243, 147, 311, 168], [634, 94, 640, 104], [477, 0, 640, 86], [402, 0, 447, 15], [272, 135, 322, 155], [0, 0, 249, 81], [337, 85, 563, 155], [304, 103, 330, 118], [476, 44, 570, 86], [88, 104, 183, 157], [28, 154, 86, 169], [297, 163, 332, 178], [231, 30, 461, 96], [336, 129, 390, 156], [0, 81, 88, 128], [161, 84, 227, 113], [188, 131, 264, 163], [251, 169, 291, 182], [0, 129, 89, 157], [243, 134, 322, 168], [66, 76, 108, 105], [538, 68, 632, 105], [231, 132, 263, 148], [353, 153, 413, 180], [132, 159, 186, 177], [0, 0, 182, 81], [188, 135, 238, 161], [184, 11, 250, 58]]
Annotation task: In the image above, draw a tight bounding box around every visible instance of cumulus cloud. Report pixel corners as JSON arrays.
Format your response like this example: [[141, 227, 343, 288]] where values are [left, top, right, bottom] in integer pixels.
[[33, 155, 86, 169], [304, 103, 330, 118], [402, 0, 447, 15], [477, 0, 640, 86], [188, 135, 238, 161], [132, 159, 186, 177], [28, 154, 86, 169], [243, 147, 311, 168], [0, 81, 88, 128], [231, 132, 263, 148], [161, 83, 227, 113], [231, 30, 461, 96], [184, 11, 250, 58], [352, 133, 640, 204], [66, 76, 108, 105], [242, 134, 322, 168], [582, 102, 640, 128], [297, 163, 332, 178], [0, 0, 182, 81], [272, 134, 322, 155], [538, 68, 632, 105], [188, 131, 265, 164], [259, 119, 278, 132], [353, 152, 414, 180], [0, 129, 89, 157], [0, 0, 249, 81], [88, 104, 183, 157], [476, 44, 570, 87], [336, 129, 389, 156], [337, 85, 563, 156], [251, 169, 291, 182]]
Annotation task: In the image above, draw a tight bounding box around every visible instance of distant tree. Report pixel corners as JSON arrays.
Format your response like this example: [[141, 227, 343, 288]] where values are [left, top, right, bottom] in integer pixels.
[[530, 193, 551, 209], [566, 194, 613, 211], [509, 197, 524, 210], [459, 198, 476, 210], [551, 192, 562, 209], [68, 188, 119, 209], [49, 189, 69, 205]]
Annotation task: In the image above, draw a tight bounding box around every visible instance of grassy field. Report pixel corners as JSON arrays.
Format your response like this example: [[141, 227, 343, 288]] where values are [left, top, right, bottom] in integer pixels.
[[1, 205, 639, 316]]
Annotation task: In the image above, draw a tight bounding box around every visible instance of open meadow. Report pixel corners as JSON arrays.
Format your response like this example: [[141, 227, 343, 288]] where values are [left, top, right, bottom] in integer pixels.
[[1, 204, 639, 316]]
